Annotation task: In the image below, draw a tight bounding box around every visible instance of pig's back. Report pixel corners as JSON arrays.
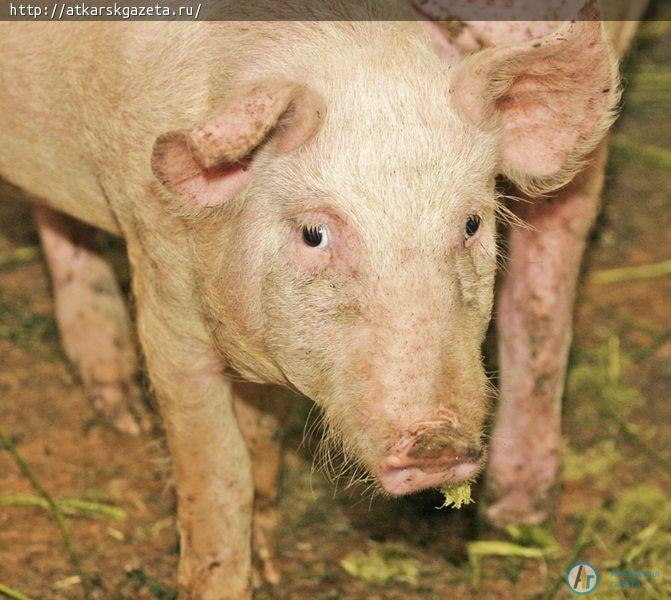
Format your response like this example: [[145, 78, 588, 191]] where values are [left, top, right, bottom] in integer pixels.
[[0, 20, 343, 232], [0, 24, 121, 232], [0, 22, 233, 233], [0, 16, 432, 235]]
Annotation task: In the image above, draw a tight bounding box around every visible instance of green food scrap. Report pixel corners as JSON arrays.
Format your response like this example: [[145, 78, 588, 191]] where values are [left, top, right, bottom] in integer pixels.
[[0, 495, 126, 521], [438, 482, 473, 509], [0, 582, 35, 600], [467, 541, 547, 560], [467, 540, 559, 588], [505, 524, 558, 551], [340, 545, 420, 586]]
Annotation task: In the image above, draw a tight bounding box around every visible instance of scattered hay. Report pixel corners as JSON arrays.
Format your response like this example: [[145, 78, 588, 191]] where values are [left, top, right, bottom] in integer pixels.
[[0, 582, 34, 600], [0, 246, 41, 270], [467, 530, 559, 589], [591, 258, 671, 285], [562, 439, 623, 484], [340, 542, 420, 586], [567, 336, 671, 476], [0, 495, 126, 521], [504, 524, 559, 551], [0, 427, 90, 599], [597, 485, 671, 597]]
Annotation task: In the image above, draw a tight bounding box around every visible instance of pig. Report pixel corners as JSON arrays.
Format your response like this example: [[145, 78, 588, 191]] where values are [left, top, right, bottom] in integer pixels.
[[0, 1, 626, 597], [413, 0, 647, 526]]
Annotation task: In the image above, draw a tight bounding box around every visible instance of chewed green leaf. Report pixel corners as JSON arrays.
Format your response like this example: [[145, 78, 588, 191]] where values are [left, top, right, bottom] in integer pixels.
[[438, 482, 473, 510]]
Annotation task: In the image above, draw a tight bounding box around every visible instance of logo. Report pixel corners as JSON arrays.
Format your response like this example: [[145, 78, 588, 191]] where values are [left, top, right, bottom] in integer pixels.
[[567, 562, 600, 594]]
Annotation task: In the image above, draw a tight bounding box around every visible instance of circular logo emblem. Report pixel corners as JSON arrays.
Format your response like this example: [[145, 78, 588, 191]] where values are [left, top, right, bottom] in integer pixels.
[[566, 562, 600, 594]]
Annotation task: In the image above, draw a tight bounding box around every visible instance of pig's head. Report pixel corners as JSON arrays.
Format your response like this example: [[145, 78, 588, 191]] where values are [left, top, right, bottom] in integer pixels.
[[151, 19, 618, 495]]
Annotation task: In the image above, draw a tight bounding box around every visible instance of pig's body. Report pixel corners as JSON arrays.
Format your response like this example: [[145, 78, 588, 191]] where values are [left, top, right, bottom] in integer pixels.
[[0, 2, 635, 597], [1, 18, 496, 597]]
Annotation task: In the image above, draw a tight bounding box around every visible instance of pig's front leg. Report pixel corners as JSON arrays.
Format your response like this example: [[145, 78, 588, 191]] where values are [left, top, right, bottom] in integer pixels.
[[485, 141, 608, 525], [233, 384, 288, 587], [34, 205, 149, 434], [132, 267, 254, 599]]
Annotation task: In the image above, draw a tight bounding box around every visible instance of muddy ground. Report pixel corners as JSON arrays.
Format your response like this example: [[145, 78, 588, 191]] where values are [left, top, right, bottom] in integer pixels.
[[1, 9, 670, 600]]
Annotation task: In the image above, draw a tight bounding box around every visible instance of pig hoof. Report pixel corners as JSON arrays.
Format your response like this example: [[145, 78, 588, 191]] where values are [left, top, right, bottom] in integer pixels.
[[485, 494, 548, 527], [262, 560, 281, 586], [252, 552, 281, 588], [179, 559, 252, 600], [252, 531, 281, 587], [87, 380, 151, 435]]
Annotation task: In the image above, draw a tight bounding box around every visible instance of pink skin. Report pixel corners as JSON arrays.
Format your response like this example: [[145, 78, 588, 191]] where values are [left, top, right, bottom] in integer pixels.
[[413, 5, 628, 525], [152, 78, 324, 210], [377, 428, 484, 495], [1, 13, 621, 596], [379, 461, 483, 496], [285, 207, 358, 274], [232, 383, 288, 586], [34, 204, 149, 435], [485, 141, 608, 524], [258, 208, 495, 482], [412, 0, 585, 22], [164, 18, 615, 522], [219, 200, 495, 485], [168, 88, 498, 490]]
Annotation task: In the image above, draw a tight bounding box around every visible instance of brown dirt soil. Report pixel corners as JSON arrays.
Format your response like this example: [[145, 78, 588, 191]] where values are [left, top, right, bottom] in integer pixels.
[[1, 9, 670, 600]]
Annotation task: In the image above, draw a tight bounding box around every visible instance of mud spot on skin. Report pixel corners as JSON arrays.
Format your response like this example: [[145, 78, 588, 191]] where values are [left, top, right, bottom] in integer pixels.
[[532, 372, 554, 398], [406, 426, 461, 460], [91, 280, 117, 295]]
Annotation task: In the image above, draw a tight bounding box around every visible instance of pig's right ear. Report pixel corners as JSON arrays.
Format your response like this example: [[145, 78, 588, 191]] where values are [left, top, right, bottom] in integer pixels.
[[151, 80, 324, 208]]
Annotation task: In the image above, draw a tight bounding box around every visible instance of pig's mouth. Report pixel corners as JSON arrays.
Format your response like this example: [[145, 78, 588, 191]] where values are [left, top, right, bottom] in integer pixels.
[[374, 425, 485, 496], [376, 453, 484, 496]]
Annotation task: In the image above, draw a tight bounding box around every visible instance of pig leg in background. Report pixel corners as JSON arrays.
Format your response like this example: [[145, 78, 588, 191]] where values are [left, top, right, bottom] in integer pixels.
[[233, 383, 288, 586], [131, 259, 254, 599], [485, 140, 608, 525], [34, 204, 149, 435]]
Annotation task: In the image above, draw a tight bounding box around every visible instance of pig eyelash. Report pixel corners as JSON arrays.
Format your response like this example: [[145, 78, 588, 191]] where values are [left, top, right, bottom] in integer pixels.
[[463, 214, 482, 245], [301, 224, 330, 249], [465, 215, 481, 237]]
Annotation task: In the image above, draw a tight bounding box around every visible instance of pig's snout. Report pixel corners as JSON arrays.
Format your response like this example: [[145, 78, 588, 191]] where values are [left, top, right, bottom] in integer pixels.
[[376, 425, 484, 496]]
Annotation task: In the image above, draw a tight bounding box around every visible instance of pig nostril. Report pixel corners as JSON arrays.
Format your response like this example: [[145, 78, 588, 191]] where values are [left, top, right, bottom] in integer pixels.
[[464, 447, 483, 462], [407, 436, 452, 460], [404, 428, 483, 463]]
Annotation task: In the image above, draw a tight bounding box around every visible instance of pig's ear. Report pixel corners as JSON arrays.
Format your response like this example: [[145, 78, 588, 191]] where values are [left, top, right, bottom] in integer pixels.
[[452, 18, 619, 194], [151, 80, 324, 207]]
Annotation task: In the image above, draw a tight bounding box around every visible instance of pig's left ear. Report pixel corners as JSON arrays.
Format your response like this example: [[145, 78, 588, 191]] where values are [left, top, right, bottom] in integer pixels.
[[452, 18, 619, 194], [151, 79, 324, 208]]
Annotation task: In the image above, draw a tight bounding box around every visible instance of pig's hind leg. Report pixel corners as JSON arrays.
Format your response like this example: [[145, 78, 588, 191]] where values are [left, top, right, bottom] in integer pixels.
[[233, 383, 288, 587], [34, 205, 150, 435], [485, 141, 608, 525]]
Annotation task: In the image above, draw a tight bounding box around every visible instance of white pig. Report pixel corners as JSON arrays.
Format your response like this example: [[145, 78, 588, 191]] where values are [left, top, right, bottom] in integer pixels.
[[0, 1, 625, 596]]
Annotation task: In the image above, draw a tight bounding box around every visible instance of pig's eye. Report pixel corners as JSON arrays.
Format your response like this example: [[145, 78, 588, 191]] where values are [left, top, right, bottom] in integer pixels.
[[464, 215, 481, 240], [302, 225, 329, 248]]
